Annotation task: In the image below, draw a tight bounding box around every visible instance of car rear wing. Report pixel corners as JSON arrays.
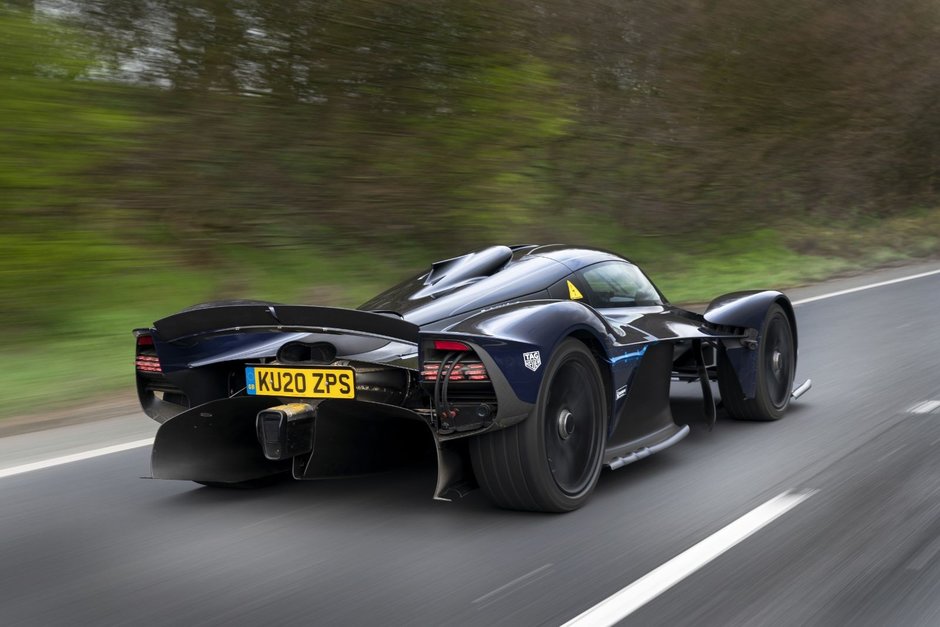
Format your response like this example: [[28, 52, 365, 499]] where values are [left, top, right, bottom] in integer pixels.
[[153, 305, 419, 345]]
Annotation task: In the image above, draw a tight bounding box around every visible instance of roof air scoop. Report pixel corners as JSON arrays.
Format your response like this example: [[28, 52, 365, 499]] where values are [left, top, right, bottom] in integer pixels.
[[412, 245, 513, 299]]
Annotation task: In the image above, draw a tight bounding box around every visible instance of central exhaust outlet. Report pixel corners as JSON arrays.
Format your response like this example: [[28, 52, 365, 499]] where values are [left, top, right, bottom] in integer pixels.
[[256, 403, 317, 461]]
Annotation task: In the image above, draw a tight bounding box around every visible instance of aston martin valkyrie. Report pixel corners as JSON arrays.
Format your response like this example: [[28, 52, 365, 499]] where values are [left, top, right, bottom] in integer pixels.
[[134, 245, 809, 512]]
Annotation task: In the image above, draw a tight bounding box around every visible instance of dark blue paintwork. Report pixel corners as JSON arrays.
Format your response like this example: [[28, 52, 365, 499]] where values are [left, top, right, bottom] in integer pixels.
[[704, 289, 798, 353], [155, 332, 308, 374], [360, 253, 571, 326], [705, 290, 783, 328], [437, 299, 618, 405]]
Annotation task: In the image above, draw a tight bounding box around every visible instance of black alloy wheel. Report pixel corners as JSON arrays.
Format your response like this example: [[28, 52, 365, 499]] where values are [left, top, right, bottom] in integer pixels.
[[544, 358, 604, 496], [762, 311, 794, 411]]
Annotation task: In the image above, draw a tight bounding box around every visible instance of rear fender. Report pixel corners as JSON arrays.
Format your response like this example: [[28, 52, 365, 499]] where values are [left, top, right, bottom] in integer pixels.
[[429, 300, 616, 423]]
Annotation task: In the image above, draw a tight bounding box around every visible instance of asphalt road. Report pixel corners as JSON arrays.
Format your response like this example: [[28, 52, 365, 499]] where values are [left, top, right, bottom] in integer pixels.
[[2, 262, 940, 626]]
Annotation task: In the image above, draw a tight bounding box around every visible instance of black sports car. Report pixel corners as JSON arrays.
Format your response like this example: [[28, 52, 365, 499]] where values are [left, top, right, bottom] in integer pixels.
[[134, 245, 809, 512]]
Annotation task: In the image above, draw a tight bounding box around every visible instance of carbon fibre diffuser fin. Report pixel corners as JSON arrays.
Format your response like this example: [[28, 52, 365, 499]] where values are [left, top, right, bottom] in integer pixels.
[[151, 397, 290, 483]]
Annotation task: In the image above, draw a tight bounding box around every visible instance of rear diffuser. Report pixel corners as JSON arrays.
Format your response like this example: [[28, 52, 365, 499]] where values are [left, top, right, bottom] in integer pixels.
[[151, 396, 290, 483]]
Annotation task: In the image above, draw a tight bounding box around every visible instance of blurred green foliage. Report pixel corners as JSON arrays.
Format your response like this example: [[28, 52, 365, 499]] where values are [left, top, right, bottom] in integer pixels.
[[0, 8, 139, 219], [1, 1, 939, 417]]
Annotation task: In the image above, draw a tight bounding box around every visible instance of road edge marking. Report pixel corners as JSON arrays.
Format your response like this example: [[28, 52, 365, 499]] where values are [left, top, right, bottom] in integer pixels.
[[560, 490, 817, 627], [909, 400, 940, 415], [792, 268, 940, 306], [0, 438, 154, 479]]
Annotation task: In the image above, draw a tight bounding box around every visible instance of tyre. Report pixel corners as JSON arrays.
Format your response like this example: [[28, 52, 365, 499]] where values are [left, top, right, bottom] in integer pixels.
[[469, 338, 607, 512], [718, 303, 795, 421]]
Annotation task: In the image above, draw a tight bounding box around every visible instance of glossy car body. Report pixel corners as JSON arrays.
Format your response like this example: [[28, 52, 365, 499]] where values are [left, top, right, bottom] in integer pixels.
[[134, 244, 802, 511]]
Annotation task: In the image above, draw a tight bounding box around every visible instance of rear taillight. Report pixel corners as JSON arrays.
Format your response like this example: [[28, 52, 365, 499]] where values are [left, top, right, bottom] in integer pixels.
[[432, 340, 471, 352], [421, 360, 488, 382], [134, 331, 162, 373], [135, 354, 163, 373], [422, 340, 497, 433]]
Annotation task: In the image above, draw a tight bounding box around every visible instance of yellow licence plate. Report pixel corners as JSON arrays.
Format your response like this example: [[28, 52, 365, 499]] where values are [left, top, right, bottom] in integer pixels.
[[245, 366, 355, 399]]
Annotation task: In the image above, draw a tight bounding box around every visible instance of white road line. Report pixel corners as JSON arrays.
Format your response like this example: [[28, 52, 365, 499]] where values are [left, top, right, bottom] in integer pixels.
[[561, 490, 816, 627], [876, 445, 905, 464], [791, 268, 940, 306], [0, 438, 154, 480], [909, 400, 940, 415], [473, 563, 554, 605]]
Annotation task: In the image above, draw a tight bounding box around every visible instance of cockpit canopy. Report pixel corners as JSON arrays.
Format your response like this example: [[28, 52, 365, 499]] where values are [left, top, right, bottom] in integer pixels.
[[360, 244, 663, 325]]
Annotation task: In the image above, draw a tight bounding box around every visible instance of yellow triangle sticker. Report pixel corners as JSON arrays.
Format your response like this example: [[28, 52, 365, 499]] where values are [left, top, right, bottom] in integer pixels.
[[567, 280, 584, 300]]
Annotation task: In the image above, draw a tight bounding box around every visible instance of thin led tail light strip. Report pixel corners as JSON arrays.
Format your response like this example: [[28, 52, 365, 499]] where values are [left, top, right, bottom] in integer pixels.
[[421, 361, 488, 381], [135, 355, 162, 373]]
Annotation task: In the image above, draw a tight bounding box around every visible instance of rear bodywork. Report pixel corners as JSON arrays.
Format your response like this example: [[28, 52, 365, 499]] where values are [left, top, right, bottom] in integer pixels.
[[135, 244, 798, 500]]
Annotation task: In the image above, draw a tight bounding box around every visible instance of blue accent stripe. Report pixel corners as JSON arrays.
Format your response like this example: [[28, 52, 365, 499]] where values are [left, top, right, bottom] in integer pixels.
[[608, 346, 649, 364], [245, 367, 257, 395]]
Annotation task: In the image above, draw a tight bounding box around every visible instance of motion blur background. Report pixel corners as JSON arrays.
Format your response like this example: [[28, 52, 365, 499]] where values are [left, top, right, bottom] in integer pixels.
[[2, 0, 939, 418]]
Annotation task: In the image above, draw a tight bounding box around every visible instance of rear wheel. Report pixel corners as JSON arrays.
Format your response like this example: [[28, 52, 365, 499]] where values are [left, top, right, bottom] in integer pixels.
[[718, 303, 795, 421], [469, 339, 607, 512]]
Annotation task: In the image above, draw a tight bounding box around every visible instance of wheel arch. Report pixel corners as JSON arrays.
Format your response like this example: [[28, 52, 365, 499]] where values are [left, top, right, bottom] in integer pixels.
[[466, 334, 609, 512], [713, 296, 798, 404], [705, 289, 796, 329], [568, 328, 614, 421], [438, 299, 616, 409], [705, 289, 799, 369]]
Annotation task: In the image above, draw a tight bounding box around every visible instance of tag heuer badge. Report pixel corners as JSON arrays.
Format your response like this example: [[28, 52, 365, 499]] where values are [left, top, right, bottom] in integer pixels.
[[523, 350, 542, 371]]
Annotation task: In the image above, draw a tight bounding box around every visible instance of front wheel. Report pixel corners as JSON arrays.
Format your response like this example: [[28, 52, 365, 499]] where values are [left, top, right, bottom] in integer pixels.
[[469, 339, 607, 512], [718, 303, 795, 421]]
